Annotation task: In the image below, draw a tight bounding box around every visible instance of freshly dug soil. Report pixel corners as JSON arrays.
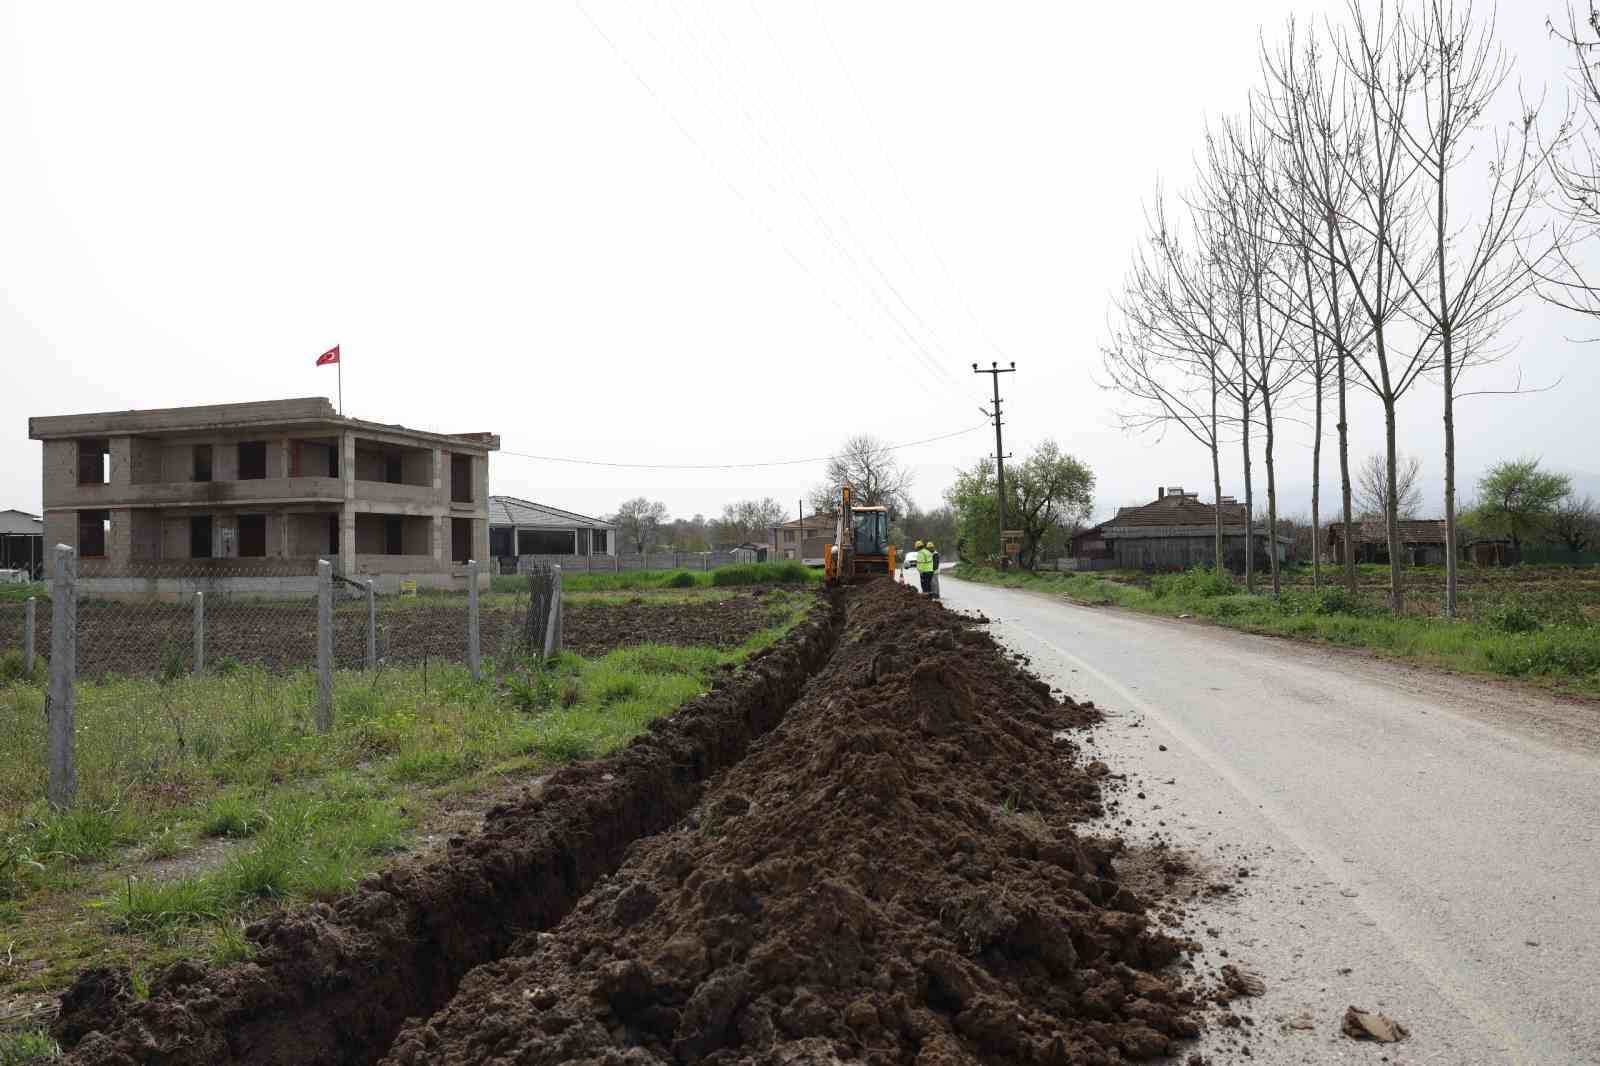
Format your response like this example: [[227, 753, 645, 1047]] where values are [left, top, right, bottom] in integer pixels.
[[382, 582, 1197, 1065], [1, 593, 780, 679], [55, 594, 844, 1066]]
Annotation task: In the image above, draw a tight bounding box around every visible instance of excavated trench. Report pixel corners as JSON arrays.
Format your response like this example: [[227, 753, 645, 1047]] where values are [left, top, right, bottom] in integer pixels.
[[57, 582, 1203, 1065], [55, 593, 845, 1066]]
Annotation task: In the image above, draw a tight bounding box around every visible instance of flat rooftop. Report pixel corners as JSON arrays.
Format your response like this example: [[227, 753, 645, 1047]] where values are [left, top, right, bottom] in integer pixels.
[[29, 397, 499, 451]]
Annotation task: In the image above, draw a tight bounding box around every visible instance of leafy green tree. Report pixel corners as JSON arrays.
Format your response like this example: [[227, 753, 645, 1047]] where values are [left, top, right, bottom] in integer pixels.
[[946, 441, 1094, 568], [1471, 459, 1571, 551]]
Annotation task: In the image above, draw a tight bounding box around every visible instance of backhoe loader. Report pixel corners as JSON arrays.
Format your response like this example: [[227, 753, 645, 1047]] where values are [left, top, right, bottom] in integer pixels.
[[823, 485, 896, 586]]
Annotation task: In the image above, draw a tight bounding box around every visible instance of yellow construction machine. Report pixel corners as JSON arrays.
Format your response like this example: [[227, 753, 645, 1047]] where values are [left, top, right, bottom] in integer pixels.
[[823, 485, 896, 586]]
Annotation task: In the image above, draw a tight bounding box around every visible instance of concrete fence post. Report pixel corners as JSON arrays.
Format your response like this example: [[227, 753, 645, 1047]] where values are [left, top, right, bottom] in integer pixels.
[[23, 596, 35, 680], [467, 560, 481, 682], [192, 592, 205, 675], [365, 580, 377, 671], [316, 559, 333, 732], [47, 544, 76, 808], [543, 564, 563, 660]]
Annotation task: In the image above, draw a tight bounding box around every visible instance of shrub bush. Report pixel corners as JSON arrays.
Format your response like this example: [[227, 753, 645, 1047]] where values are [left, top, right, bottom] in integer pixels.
[[1481, 598, 1541, 634], [711, 562, 816, 587], [663, 571, 698, 588], [1149, 566, 1236, 600], [1313, 585, 1363, 616]]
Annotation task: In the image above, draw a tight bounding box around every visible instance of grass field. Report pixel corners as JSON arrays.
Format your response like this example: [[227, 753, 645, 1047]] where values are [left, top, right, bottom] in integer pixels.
[[953, 563, 1600, 697], [491, 560, 820, 595], [0, 588, 815, 1025]]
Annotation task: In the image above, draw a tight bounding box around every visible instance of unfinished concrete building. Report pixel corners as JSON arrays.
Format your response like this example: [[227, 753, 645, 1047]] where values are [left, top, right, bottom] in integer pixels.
[[28, 398, 498, 596]]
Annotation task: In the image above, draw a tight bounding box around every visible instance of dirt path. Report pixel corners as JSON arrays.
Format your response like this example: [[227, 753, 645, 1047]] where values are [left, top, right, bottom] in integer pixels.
[[943, 574, 1600, 1065]]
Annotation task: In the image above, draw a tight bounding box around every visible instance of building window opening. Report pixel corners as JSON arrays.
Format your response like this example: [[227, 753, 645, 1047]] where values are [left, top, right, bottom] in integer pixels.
[[78, 510, 110, 557], [384, 516, 403, 555], [193, 444, 213, 482], [238, 441, 267, 480], [451, 454, 472, 503], [384, 453, 402, 485], [78, 439, 110, 485], [190, 515, 214, 559], [238, 514, 267, 558], [452, 518, 472, 563], [327, 514, 339, 556]]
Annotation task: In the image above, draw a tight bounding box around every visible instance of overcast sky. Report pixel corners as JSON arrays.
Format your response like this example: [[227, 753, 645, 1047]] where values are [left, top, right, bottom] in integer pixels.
[[3, 1, 1595, 529]]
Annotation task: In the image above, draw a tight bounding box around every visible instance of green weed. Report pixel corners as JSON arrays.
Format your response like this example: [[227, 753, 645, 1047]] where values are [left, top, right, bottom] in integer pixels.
[[0, 1029, 60, 1064], [107, 874, 224, 930]]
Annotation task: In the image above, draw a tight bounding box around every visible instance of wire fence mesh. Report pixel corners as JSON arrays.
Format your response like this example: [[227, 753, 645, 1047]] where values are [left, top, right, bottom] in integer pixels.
[[4, 550, 564, 807]]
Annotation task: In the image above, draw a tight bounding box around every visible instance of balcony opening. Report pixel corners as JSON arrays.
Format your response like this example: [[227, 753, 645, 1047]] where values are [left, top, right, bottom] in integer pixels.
[[190, 515, 214, 559], [78, 510, 109, 557], [238, 441, 267, 480], [290, 438, 339, 478], [193, 444, 213, 483], [327, 514, 339, 555], [452, 518, 472, 563], [354, 439, 431, 487], [238, 514, 267, 558], [384, 516, 403, 555], [78, 439, 110, 485], [450, 454, 473, 503]]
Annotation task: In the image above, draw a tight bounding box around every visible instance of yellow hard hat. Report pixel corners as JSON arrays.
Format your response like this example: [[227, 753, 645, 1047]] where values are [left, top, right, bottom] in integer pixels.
[[914, 540, 924, 548], [927, 541, 936, 549]]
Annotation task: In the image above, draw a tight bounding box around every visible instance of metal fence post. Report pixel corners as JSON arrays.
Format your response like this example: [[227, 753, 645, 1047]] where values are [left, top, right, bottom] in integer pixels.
[[316, 560, 333, 732], [467, 559, 481, 682], [365, 580, 377, 671], [543, 564, 563, 660], [192, 591, 205, 675], [47, 544, 76, 808], [23, 596, 35, 680]]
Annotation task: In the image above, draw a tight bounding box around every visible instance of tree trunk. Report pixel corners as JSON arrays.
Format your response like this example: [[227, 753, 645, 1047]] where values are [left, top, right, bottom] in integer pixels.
[[1262, 384, 1280, 597], [1325, 209, 1358, 596], [1210, 370, 1224, 574], [1383, 402, 1405, 614], [1303, 246, 1324, 591], [1241, 389, 1254, 594], [1443, 347, 1458, 615]]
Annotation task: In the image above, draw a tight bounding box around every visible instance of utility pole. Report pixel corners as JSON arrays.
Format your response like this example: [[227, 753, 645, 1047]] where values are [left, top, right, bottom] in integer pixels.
[[974, 361, 1016, 567]]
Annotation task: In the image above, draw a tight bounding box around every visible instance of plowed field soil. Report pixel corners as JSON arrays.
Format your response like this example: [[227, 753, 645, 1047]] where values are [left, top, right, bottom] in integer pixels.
[[1, 593, 779, 678], [54, 581, 1200, 1065]]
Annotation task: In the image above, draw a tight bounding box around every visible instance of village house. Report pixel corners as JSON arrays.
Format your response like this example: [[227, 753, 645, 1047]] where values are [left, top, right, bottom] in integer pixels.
[[487, 496, 617, 571], [28, 398, 498, 596], [1070, 486, 1292, 572], [769, 513, 836, 564], [0, 508, 44, 579], [1325, 518, 1516, 566]]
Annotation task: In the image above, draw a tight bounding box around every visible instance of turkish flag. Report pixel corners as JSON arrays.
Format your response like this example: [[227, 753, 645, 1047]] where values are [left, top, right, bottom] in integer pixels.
[[316, 345, 340, 366]]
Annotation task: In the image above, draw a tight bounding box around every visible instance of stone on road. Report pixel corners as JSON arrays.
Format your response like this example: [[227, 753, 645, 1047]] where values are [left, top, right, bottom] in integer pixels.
[[942, 574, 1600, 1066]]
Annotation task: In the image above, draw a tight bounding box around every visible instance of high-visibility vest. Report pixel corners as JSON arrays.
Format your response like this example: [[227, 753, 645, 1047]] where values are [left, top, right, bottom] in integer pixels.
[[916, 548, 934, 572]]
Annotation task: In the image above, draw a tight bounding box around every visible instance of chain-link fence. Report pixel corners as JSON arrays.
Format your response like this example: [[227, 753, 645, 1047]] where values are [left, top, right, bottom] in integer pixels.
[[6, 547, 563, 807]]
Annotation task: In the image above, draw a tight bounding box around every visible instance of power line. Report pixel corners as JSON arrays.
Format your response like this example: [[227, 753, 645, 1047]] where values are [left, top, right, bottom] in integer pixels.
[[498, 423, 987, 471]]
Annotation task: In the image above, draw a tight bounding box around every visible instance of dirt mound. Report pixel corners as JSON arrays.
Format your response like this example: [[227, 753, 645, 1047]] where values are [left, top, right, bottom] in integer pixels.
[[383, 583, 1198, 1065], [56, 596, 845, 1066]]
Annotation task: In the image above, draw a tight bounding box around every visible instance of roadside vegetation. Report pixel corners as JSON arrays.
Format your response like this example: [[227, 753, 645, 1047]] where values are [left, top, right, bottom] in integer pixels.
[[491, 561, 819, 597], [0, 589, 814, 1003], [953, 563, 1600, 696]]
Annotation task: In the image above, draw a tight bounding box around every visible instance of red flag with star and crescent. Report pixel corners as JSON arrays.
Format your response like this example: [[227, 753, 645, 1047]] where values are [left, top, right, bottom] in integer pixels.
[[316, 345, 340, 366]]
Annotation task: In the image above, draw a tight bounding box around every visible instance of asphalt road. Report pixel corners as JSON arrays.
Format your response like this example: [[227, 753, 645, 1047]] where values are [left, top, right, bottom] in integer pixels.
[[940, 574, 1600, 1066]]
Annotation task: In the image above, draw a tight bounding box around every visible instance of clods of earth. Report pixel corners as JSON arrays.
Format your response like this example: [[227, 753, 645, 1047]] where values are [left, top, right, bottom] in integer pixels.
[[54, 581, 1205, 1064]]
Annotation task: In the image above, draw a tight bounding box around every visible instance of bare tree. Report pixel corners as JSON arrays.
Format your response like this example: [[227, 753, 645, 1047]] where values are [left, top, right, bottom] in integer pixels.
[[1551, 493, 1597, 551], [1260, 19, 1371, 597], [1355, 452, 1424, 529], [1532, 3, 1600, 322], [1324, 0, 1435, 613], [1197, 116, 1306, 596], [809, 434, 914, 518], [1105, 189, 1235, 574], [1383, 0, 1553, 617], [714, 498, 787, 546]]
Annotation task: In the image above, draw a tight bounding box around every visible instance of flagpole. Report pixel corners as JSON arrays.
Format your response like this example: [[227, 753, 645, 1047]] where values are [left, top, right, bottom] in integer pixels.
[[338, 354, 343, 416]]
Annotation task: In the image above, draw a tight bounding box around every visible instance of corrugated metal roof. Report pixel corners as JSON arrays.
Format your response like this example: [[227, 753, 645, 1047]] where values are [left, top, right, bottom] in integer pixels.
[[0, 509, 43, 536], [487, 496, 615, 530]]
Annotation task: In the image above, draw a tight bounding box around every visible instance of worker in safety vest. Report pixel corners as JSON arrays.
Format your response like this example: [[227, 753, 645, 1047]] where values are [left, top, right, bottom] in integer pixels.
[[916, 540, 935, 595], [927, 541, 942, 600]]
